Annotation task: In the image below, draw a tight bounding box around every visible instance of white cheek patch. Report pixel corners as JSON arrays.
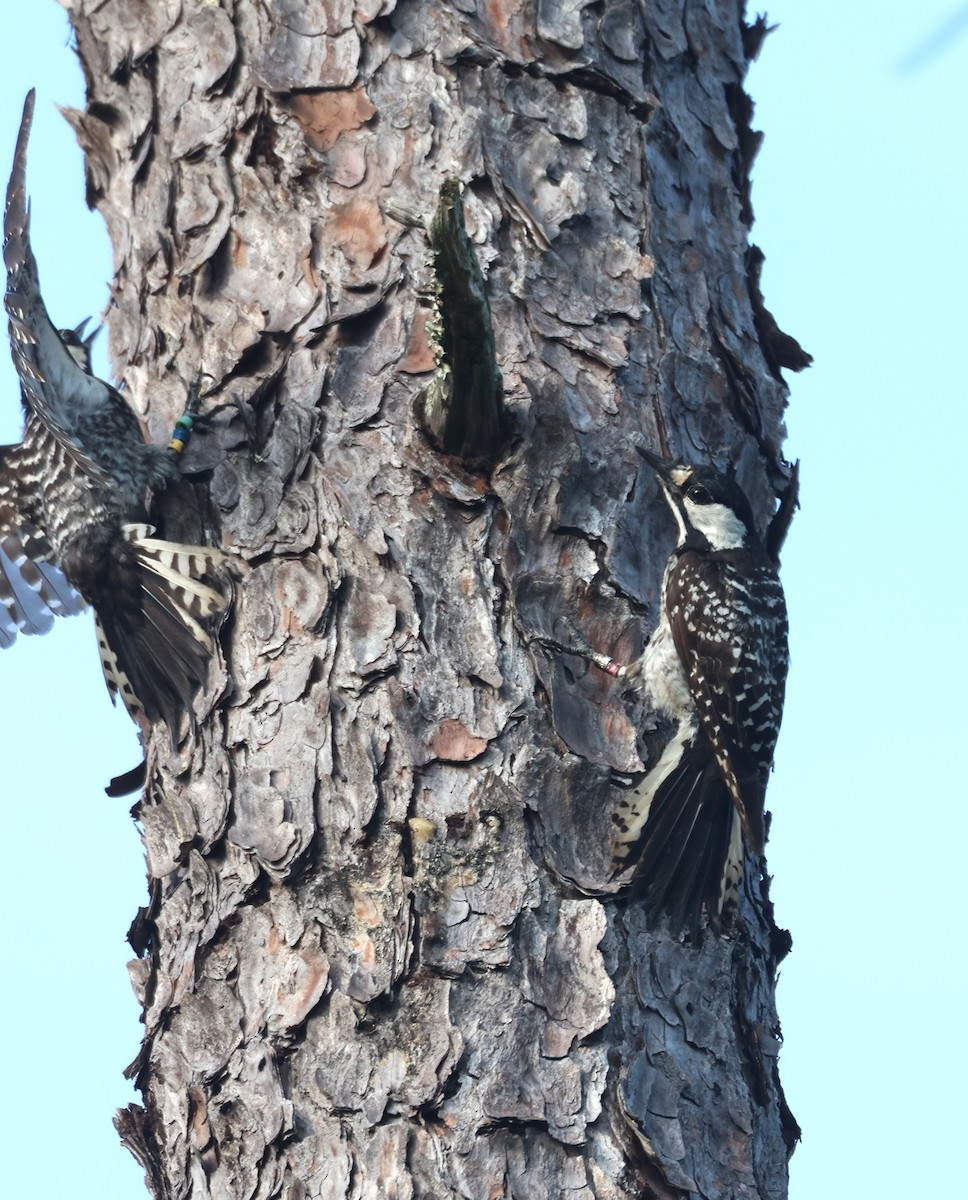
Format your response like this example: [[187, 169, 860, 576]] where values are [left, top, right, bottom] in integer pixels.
[[682, 498, 747, 550]]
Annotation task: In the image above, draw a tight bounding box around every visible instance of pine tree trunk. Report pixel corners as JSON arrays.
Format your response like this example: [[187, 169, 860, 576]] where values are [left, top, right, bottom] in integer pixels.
[[64, 1, 804, 1196]]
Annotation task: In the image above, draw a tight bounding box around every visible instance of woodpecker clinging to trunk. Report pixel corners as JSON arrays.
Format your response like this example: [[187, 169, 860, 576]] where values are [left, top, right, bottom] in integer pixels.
[[537, 450, 790, 935], [607, 449, 790, 934], [0, 89, 227, 737]]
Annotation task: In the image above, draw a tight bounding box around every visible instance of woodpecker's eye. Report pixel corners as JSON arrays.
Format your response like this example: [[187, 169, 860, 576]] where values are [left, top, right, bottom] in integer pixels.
[[687, 484, 713, 504]]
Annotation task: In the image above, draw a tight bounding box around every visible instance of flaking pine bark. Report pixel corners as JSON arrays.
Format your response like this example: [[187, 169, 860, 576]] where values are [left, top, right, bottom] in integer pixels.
[[61, 1, 807, 1197]]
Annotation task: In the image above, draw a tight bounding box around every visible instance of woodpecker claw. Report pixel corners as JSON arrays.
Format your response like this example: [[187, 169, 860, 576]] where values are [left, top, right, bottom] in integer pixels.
[[530, 618, 626, 677], [167, 379, 213, 455]]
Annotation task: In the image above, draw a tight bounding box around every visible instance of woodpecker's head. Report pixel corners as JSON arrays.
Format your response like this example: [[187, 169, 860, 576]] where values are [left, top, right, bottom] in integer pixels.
[[57, 318, 99, 373], [638, 448, 759, 552]]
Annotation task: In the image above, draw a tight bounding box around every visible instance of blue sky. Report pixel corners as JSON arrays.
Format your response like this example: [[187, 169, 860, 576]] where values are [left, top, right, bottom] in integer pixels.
[[1, 3, 964, 1197], [751, 3, 968, 1195], [0, 7, 148, 1199]]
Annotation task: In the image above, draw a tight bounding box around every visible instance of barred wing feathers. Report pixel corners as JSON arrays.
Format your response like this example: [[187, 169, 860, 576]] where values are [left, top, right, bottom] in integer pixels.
[[93, 525, 228, 734], [0, 442, 85, 645]]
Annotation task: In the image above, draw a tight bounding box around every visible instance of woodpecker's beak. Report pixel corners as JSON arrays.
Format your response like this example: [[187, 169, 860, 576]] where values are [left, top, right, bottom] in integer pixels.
[[637, 446, 670, 476], [637, 446, 692, 492]]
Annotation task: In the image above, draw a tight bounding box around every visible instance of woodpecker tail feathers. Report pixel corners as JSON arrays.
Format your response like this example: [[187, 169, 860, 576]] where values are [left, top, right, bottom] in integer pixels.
[[95, 524, 228, 737], [612, 737, 744, 938]]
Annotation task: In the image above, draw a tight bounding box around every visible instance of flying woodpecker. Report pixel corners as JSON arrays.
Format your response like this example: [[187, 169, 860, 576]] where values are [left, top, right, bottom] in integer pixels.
[[0, 88, 227, 737]]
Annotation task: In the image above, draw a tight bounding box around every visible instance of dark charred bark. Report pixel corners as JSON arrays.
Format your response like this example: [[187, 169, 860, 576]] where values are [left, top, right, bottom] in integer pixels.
[[62, 1, 805, 1196]]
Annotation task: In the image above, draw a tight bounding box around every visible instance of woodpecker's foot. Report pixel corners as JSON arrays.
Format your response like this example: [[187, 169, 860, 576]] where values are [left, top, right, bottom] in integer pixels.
[[765, 459, 800, 563], [167, 379, 213, 457], [530, 618, 627, 677]]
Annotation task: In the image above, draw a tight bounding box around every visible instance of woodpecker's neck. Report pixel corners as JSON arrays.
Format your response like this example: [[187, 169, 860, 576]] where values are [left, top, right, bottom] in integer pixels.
[[679, 497, 749, 551]]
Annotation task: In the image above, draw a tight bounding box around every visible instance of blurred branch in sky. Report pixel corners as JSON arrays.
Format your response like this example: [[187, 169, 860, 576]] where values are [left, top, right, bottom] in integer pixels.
[[897, 4, 968, 71]]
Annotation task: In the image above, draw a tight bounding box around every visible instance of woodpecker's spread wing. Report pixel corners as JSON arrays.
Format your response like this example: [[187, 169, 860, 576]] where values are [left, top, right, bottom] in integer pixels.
[[667, 549, 788, 851], [82, 524, 228, 736], [4, 90, 113, 486], [0, 442, 86, 644], [0, 536, 85, 646]]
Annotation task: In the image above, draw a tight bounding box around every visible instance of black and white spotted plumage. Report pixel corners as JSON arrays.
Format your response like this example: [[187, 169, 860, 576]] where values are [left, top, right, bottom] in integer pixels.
[[1, 89, 226, 734], [612, 450, 788, 935]]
